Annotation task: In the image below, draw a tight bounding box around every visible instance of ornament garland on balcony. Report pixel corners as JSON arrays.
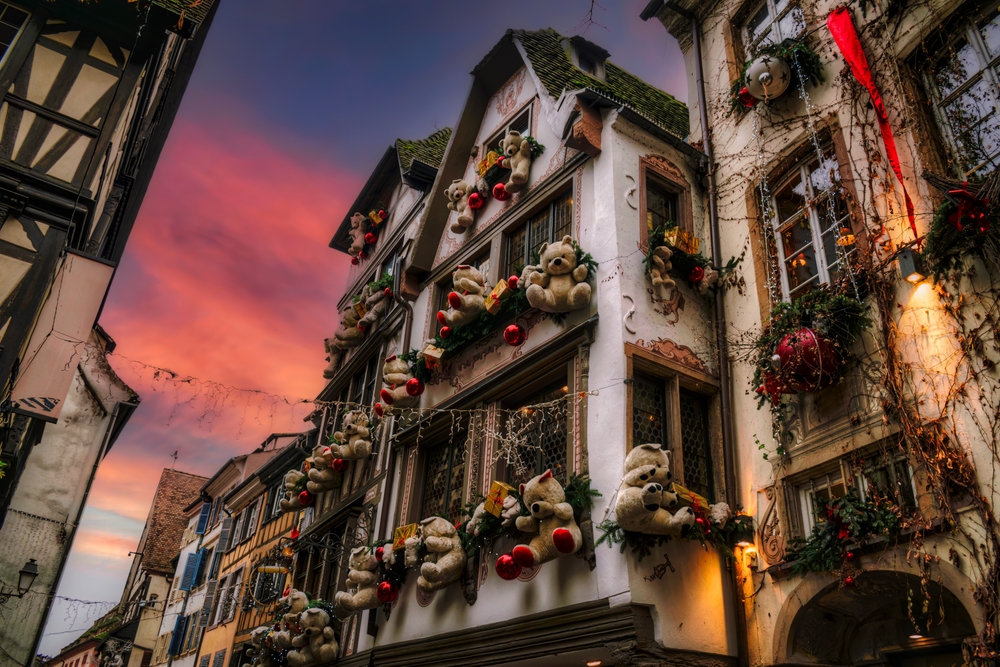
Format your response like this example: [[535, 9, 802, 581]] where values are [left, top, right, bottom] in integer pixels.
[[347, 207, 389, 265], [729, 39, 824, 113], [644, 223, 740, 295], [246, 590, 339, 667]]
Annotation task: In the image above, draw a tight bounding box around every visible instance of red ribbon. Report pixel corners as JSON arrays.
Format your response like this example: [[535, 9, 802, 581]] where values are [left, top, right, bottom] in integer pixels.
[[827, 6, 918, 241]]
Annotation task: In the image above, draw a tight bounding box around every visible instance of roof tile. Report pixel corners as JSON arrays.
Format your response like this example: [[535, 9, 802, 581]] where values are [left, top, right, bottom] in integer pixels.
[[396, 128, 453, 171]]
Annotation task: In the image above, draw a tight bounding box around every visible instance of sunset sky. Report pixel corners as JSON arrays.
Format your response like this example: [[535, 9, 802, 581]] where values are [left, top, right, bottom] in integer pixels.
[[39, 0, 686, 652]]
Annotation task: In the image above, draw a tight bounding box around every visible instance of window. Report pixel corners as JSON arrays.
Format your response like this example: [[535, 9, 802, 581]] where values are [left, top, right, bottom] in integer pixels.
[[678, 388, 713, 500], [231, 499, 260, 547], [505, 190, 574, 279], [420, 430, 467, 523], [768, 148, 853, 300], [504, 381, 571, 485], [856, 454, 918, 515], [211, 651, 226, 667], [212, 569, 243, 626], [182, 612, 200, 653], [0, 4, 28, 69], [797, 469, 847, 535], [741, 0, 805, 56], [645, 177, 679, 237], [250, 569, 282, 605], [924, 7, 1000, 177], [485, 106, 531, 156], [266, 482, 284, 522], [348, 353, 380, 409]]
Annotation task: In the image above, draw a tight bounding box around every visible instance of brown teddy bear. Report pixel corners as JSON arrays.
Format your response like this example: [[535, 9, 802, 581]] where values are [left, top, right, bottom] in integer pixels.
[[306, 444, 342, 494], [334, 546, 380, 613], [279, 469, 306, 513], [445, 179, 476, 233], [333, 304, 365, 349], [467, 494, 520, 536], [322, 337, 342, 380], [437, 265, 486, 328], [287, 607, 338, 667], [525, 235, 592, 313], [247, 626, 277, 667], [329, 410, 371, 460], [614, 444, 695, 536], [501, 130, 532, 194], [414, 516, 467, 592], [380, 355, 418, 408], [512, 470, 582, 567], [357, 284, 391, 333], [347, 213, 366, 256], [272, 589, 310, 649], [648, 245, 676, 290]]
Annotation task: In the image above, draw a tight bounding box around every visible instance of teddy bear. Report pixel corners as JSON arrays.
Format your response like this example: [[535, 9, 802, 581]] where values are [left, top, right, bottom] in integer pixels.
[[444, 179, 475, 234], [501, 130, 532, 194], [322, 337, 342, 380], [272, 589, 310, 649], [380, 355, 418, 409], [614, 443, 696, 536], [279, 469, 306, 513], [306, 444, 342, 494], [333, 304, 366, 349], [347, 213, 366, 257], [335, 546, 381, 613], [358, 284, 391, 333], [525, 235, 592, 313], [697, 266, 720, 295], [414, 516, 467, 592], [648, 245, 676, 290], [467, 494, 520, 537], [287, 607, 338, 667], [512, 470, 583, 567], [437, 265, 487, 328], [247, 626, 277, 667], [329, 410, 371, 460]]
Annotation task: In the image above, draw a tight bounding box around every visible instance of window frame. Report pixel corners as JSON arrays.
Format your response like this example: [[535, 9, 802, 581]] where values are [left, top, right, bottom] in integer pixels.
[[484, 105, 532, 158], [499, 373, 572, 487], [739, 0, 806, 57], [638, 155, 693, 249], [418, 427, 468, 524], [503, 187, 574, 280], [0, 2, 30, 71]]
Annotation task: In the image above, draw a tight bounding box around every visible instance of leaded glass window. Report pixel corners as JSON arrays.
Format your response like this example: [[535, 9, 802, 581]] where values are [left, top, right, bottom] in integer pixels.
[[510, 382, 570, 485], [678, 388, 713, 500], [632, 372, 668, 448], [505, 190, 574, 279], [421, 435, 466, 523]]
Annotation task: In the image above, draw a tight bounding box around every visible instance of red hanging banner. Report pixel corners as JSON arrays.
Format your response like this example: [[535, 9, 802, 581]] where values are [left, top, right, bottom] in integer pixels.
[[827, 6, 918, 240]]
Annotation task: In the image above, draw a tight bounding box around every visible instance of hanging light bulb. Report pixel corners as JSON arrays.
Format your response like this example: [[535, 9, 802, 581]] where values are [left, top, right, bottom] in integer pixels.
[[835, 227, 856, 246]]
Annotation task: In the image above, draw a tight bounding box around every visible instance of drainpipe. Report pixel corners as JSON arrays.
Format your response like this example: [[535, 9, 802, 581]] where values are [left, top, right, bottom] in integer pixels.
[[644, 2, 748, 665]]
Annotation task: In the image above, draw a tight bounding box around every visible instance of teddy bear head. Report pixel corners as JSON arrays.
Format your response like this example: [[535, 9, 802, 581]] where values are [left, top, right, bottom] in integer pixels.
[[250, 625, 269, 646], [444, 179, 470, 204], [451, 264, 485, 295], [538, 235, 578, 276], [284, 469, 304, 491], [282, 588, 310, 613], [623, 443, 674, 489], [339, 305, 359, 327], [501, 130, 525, 157], [350, 212, 365, 230], [342, 410, 369, 436], [419, 515, 457, 539], [348, 545, 377, 572], [519, 469, 566, 520], [382, 355, 411, 386], [298, 607, 330, 637]]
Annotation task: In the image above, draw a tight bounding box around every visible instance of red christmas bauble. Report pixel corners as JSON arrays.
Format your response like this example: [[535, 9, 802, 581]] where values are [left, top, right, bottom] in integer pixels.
[[492, 182, 510, 201], [375, 546, 384, 561], [467, 192, 484, 210], [496, 155, 505, 167], [405, 377, 425, 397], [503, 324, 526, 347], [359, 250, 367, 260], [374, 403, 384, 417], [507, 275, 519, 290], [376, 581, 399, 603], [378, 209, 387, 219], [738, 86, 758, 108], [290, 527, 300, 540], [331, 458, 348, 472], [495, 553, 522, 581], [365, 232, 377, 245], [298, 490, 314, 506], [351, 257, 360, 265], [844, 550, 856, 562], [773, 327, 840, 393], [274, 623, 280, 631], [380, 388, 394, 405], [689, 265, 705, 283], [843, 576, 856, 587], [447, 291, 462, 310], [384, 287, 392, 297]]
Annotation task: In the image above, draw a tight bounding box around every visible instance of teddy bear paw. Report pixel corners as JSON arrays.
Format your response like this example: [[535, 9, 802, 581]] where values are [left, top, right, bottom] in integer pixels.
[[552, 528, 576, 554], [642, 482, 664, 511], [511, 545, 535, 567]]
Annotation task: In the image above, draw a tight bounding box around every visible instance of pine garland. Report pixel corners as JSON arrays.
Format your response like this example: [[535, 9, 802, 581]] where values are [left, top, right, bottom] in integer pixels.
[[921, 199, 999, 278], [432, 287, 531, 356]]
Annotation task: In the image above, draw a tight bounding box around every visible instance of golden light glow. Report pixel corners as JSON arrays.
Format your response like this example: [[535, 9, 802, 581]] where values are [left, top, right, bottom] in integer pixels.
[[835, 227, 856, 246], [909, 634, 923, 640], [791, 253, 807, 268], [587, 662, 603, 667], [282, 547, 294, 558], [905, 271, 924, 284], [257, 565, 288, 574]]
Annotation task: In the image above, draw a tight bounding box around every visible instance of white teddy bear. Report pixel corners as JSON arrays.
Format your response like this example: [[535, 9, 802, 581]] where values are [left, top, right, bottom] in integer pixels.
[[525, 235, 592, 313], [279, 469, 306, 513], [445, 179, 475, 233], [614, 444, 696, 536], [380, 355, 418, 409], [501, 130, 532, 194], [329, 411, 371, 461], [414, 516, 467, 592], [511, 470, 582, 567], [334, 546, 380, 613]]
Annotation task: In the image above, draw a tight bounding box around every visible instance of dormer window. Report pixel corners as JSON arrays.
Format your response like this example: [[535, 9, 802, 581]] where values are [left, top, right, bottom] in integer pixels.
[[485, 106, 531, 156], [565, 36, 609, 81]]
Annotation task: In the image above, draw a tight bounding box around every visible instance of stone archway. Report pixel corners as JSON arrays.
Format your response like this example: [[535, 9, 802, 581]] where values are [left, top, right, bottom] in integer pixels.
[[780, 571, 975, 666]]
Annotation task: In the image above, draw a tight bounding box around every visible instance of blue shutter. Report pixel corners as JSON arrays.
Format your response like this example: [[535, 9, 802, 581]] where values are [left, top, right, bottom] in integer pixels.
[[167, 615, 187, 655], [195, 502, 211, 535], [211, 650, 226, 667], [179, 552, 198, 592]]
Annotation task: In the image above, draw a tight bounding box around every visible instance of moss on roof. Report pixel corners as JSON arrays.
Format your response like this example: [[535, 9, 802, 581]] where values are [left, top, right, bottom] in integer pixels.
[[514, 28, 689, 139], [57, 606, 122, 655], [152, 0, 215, 25], [396, 128, 453, 171]]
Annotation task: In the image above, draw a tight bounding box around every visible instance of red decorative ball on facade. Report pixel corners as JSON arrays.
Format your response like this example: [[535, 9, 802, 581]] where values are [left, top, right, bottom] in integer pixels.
[[359, 250, 367, 260], [405, 377, 425, 397], [380, 388, 394, 405], [375, 546, 384, 561], [290, 526, 300, 540], [378, 209, 387, 219], [773, 327, 840, 393], [384, 287, 392, 297], [495, 553, 522, 581], [503, 324, 526, 347], [843, 576, 856, 587], [376, 581, 399, 603], [688, 265, 705, 283], [492, 182, 510, 201], [738, 86, 758, 108], [331, 458, 348, 472], [365, 232, 377, 245], [844, 550, 856, 562], [507, 275, 519, 290], [298, 490, 314, 507], [440, 326, 452, 339], [496, 155, 506, 167], [467, 192, 484, 210], [351, 257, 359, 265]]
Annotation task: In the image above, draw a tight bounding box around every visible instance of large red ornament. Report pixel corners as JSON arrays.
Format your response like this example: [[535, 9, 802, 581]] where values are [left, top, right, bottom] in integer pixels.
[[365, 232, 377, 245], [843, 576, 856, 587], [290, 526, 300, 540], [380, 388, 394, 405], [376, 581, 399, 603], [507, 275, 519, 290], [738, 86, 758, 108], [331, 459, 348, 472], [467, 192, 484, 210], [375, 546, 384, 561], [378, 209, 387, 219], [947, 183, 990, 232], [492, 182, 510, 201], [405, 377, 425, 397], [688, 265, 705, 283], [772, 327, 840, 393], [439, 326, 452, 339], [495, 553, 522, 580], [351, 257, 359, 266], [298, 490, 314, 507], [503, 324, 526, 347]]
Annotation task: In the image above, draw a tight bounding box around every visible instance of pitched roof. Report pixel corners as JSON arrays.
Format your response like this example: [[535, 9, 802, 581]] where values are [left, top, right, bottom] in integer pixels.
[[56, 605, 122, 656], [151, 0, 216, 25], [513, 28, 689, 139], [140, 469, 208, 574], [396, 128, 453, 171]]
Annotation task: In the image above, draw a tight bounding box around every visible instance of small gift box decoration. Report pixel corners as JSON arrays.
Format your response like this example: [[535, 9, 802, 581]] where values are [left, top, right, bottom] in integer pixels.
[[422, 345, 445, 370], [671, 483, 709, 511], [368, 210, 384, 225], [484, 278, 510, 315], [663, 228, 700, 255], [484, 480, 515, 517], [353, 300, 368, 319], [393, 523, 418, 551]]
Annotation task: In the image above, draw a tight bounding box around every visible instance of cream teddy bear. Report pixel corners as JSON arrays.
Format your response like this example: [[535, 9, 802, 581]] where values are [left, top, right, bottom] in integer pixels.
[[287, 607, 338, 667], [272, 589, 310, 649], [357, 284, 391, 333], [445, 179, 475, 234], [347, 213, 366, 257], [247, 626, 277, 667], [333, 305, 365, 349], [437, 265, 487, 328], [512, 470, 582, 567], [525, 235, 592, 313], [329, 410, 371, 460], [697, 267, 720, 295], [380, 355, 418, 408], [415, 516, 467, 592], [614, 444, 695, 536], [501, 130, 532, 194], [335, 546, 381, 613], [467, 494, 520, 537], [279, 469, 306, 513], [322, 338, 342, 380], [648, 245, 676, 290], [306, 444, 342, 494]]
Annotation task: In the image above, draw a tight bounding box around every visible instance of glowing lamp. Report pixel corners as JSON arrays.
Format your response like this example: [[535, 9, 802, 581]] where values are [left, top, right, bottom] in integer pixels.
[[897, 247, 925, 284], [835, 227, 856, 246]]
